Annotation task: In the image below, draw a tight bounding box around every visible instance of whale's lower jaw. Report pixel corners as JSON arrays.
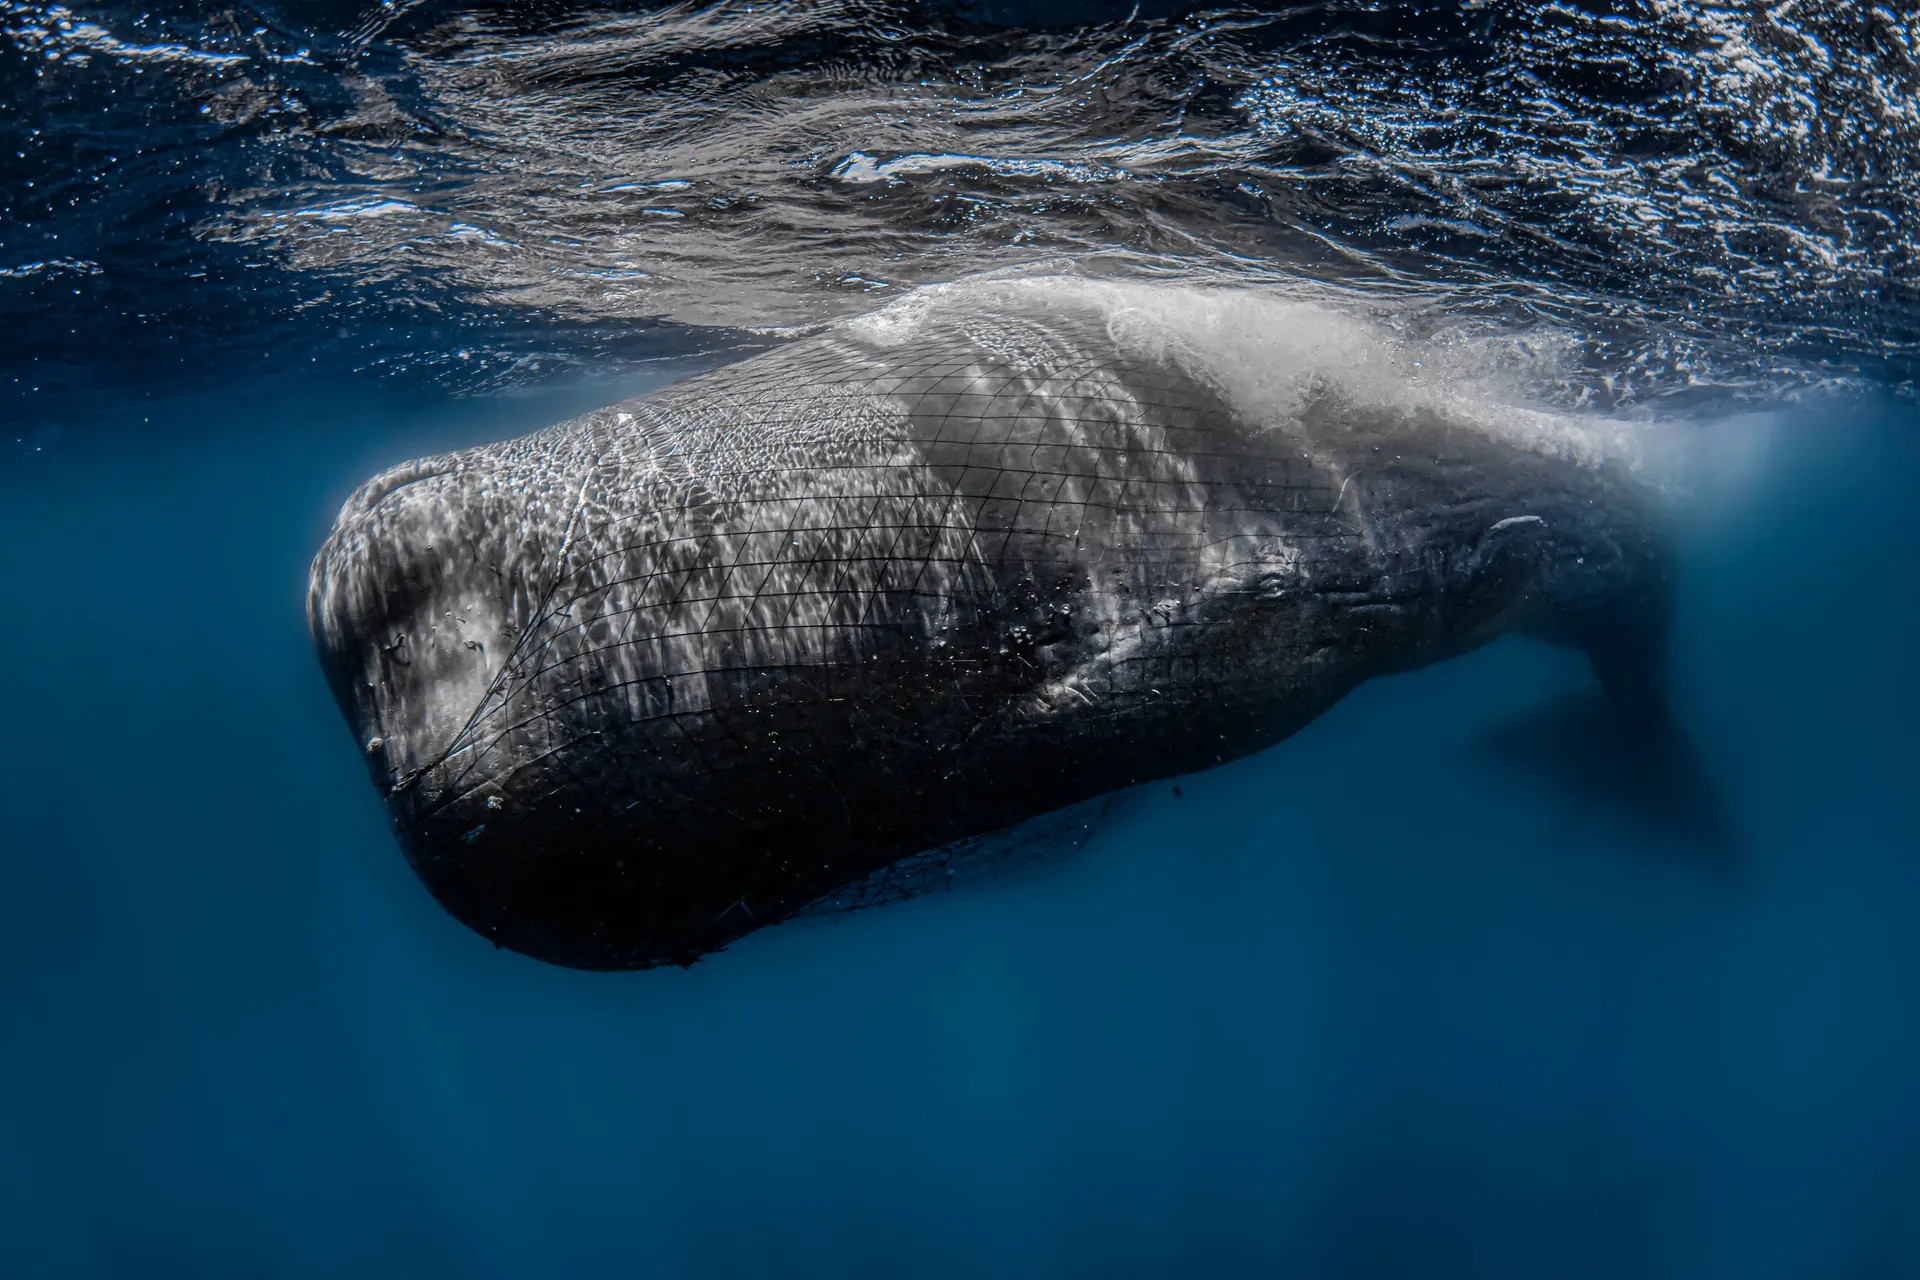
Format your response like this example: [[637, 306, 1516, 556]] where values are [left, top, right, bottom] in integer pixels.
[[383, 669, 1356, 971], [396, 809, 754, 972]]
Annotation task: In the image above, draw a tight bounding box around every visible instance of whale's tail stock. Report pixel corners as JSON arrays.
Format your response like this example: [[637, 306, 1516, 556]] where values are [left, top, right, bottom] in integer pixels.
[[1477, 686, 1738, 867], [1480, 411, 1775, 867]]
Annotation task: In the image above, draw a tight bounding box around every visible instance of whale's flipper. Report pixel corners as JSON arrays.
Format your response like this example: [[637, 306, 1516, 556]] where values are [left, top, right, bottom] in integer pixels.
[[1476, 686, 1737, 865]]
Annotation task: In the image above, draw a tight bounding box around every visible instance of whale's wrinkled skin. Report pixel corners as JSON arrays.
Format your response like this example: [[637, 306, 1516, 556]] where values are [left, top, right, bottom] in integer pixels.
[[309, 279, 1676, 970]]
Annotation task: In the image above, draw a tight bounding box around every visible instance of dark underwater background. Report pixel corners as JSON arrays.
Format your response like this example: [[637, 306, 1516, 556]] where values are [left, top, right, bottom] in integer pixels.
[[4, 2, 1919, 1276]]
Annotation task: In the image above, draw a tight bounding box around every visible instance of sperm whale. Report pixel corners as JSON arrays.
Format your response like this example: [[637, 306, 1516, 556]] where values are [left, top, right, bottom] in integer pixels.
[[309, 278, 1679, 969]]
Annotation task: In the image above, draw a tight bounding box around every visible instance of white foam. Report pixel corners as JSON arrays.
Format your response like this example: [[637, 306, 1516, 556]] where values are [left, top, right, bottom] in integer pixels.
[[844, 274, 1650, 471]]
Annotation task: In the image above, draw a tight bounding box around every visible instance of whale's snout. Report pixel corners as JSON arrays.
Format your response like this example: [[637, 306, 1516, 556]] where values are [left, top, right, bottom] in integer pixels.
[[309, 447, 748, 970], [308, 459, 512, 797]]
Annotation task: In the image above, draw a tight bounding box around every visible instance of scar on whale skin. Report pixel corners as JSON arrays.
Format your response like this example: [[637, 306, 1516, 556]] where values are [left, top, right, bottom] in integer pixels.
[[308, 276, 1716, 970]]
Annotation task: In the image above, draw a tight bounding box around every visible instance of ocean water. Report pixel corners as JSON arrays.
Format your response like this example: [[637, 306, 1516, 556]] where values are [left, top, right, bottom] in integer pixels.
[[5, 3, 1920, 1277]]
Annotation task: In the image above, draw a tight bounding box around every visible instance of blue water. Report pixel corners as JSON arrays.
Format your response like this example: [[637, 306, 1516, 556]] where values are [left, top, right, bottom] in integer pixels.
[[4, 364, 1917, 1276], [8, 0, 1920, 1274]]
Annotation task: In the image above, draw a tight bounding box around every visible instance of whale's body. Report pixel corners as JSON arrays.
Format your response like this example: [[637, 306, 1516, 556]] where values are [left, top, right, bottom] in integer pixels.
[[310, 279, 1675, 969]]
